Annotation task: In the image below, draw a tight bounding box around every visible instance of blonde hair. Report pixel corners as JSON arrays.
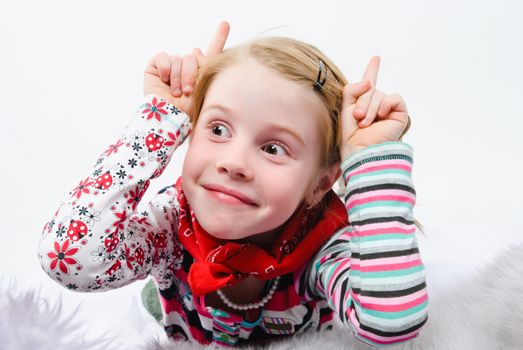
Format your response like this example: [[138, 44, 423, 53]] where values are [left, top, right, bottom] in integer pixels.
[[188, 36, 346, 169]]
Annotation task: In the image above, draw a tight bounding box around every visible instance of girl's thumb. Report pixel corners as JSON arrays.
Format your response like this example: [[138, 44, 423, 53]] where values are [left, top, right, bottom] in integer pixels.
[[342, 80, 371, 108]]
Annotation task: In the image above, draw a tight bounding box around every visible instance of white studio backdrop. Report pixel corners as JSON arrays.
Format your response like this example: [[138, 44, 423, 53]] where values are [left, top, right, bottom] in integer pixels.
[[1, 0, 522, 346]]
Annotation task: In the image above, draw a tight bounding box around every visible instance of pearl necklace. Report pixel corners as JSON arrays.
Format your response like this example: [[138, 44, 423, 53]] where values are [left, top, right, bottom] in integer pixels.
[[216, 276, 281, 311]]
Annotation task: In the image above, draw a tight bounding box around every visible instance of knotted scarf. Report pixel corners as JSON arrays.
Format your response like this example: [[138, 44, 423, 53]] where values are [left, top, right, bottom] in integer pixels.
[[175, 177, 348, 297]]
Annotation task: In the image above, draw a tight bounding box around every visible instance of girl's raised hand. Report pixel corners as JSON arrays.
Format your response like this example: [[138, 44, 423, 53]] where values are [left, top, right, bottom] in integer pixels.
[[143, 21, 231, 113], [339, 56, 411, 160]]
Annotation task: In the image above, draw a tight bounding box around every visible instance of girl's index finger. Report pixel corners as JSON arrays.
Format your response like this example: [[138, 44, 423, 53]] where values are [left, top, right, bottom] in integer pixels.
[[206, 21, 231, 57], [361, 56, 381, 87]]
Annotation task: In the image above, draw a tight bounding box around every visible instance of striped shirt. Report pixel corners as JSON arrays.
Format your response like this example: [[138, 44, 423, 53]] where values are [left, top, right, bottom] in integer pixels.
[[38, 95, 428, 347]]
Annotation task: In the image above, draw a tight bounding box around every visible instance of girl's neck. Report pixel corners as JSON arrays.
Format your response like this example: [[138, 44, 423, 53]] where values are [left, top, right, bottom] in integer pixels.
[[231, 225, 283, 251], [228, 201, 306, 251]]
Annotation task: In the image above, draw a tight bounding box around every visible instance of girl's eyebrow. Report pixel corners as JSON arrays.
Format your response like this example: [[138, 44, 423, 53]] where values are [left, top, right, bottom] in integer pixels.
[[266, 123, 305, 147], [201, 103, 233, 115], [202, 103, 305, 146]]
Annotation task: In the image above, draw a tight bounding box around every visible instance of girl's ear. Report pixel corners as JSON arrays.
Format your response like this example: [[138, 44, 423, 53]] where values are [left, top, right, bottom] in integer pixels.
[[307, 163, 341, 206]]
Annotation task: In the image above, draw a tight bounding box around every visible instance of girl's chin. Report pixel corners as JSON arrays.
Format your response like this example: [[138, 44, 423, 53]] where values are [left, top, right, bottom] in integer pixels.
[[194, 210, 286, 243], [207, 226, 282, 248], [205, 229, 252, 241]]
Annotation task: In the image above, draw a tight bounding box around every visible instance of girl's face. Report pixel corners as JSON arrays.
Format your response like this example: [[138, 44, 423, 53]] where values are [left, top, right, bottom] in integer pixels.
[[181, 59, 328, 241]]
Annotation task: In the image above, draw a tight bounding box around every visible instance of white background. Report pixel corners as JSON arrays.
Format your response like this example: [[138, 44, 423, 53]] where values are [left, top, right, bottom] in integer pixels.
[[1, 0, 522, 347]]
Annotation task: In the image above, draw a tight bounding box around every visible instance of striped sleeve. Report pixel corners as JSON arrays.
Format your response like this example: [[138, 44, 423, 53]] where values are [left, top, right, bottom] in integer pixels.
[[308, 141, 428, 346]]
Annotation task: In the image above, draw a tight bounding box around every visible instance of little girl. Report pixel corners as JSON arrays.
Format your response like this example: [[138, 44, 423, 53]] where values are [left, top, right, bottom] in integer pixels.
[[39, 22, 428, 347]]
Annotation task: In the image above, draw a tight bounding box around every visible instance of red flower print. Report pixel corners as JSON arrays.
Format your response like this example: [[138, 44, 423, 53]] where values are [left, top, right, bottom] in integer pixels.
[[131, 216, 151, 226], [142, 97, 168, 122], [103, 138, 124, 157], [164, 130, 181, 147], [126, 186, 145, 211], [47, 240, 79, 274], [123, 244, 136, 269], [113, 210, 127, 231], [71, 177, 94, 199]]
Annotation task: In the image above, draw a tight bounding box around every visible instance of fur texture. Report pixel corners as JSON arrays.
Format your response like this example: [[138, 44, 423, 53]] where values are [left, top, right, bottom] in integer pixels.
[[3, 243, 523, 350], [0, 283, 115, 350]]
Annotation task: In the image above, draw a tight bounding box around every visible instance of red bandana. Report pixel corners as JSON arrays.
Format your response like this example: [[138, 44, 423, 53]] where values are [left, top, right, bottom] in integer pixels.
[[175, 177, 348, 297]]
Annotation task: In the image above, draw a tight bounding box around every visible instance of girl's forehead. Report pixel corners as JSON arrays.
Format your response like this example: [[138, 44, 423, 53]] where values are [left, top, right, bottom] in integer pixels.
[[203, 60, 324, 120]]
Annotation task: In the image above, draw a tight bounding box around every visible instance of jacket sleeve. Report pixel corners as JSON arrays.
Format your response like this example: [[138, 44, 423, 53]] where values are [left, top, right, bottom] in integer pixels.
[[306, 141, 428, 346], [38, 95, 191, 292]]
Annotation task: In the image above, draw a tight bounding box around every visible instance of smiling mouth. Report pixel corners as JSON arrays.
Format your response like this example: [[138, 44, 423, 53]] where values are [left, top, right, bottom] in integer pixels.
[[202, 185, 258, 206]]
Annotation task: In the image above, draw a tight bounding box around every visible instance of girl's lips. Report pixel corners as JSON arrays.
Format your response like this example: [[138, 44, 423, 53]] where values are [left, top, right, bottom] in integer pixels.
[[202, 184, 258, 206]]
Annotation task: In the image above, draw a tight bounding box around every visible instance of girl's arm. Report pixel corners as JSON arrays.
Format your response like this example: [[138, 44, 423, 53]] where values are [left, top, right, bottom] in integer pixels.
[[38, 96, 190, 291], [307, 56, 428, 346], [39, 23, 230, 292], [306, 141, 428, 346]]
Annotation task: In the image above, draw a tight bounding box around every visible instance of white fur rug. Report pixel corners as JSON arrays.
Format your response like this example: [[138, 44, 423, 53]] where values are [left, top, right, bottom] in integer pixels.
[[0, 283, 115, 350], [3, 243, 523, 350]]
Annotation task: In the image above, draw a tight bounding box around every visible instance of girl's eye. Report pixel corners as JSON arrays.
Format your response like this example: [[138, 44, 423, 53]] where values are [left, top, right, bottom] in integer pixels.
[[262, 143, 288, 156], [210, 123, 231, 138]]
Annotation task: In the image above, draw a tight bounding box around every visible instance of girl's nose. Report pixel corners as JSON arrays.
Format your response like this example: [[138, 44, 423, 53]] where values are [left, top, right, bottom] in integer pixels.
[[216, 158, 254, 181]]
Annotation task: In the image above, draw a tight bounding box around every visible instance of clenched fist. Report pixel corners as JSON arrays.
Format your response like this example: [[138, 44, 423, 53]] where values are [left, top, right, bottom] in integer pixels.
[[340, 56, 411, 160], [143, 21, 230, 113]]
